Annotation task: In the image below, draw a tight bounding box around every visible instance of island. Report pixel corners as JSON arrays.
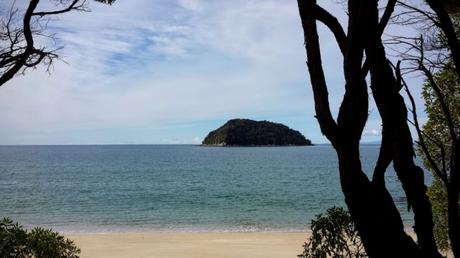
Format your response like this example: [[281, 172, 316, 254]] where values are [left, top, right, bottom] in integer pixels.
[[202, 119, 312, 146]]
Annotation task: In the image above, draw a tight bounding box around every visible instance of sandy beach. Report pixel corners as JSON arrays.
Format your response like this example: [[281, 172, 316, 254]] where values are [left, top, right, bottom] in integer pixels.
[[67, 232, 308, 258]]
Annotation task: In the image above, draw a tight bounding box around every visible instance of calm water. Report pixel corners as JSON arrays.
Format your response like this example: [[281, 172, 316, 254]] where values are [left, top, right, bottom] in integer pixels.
[[0, 145, 422, 233]]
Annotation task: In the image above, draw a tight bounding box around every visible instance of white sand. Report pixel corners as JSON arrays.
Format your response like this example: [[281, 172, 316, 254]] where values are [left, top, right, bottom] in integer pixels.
[[67, 232, 308, 258]]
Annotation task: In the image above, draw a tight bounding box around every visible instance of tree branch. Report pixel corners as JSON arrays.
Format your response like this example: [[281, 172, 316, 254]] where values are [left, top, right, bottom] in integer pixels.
[[396, 1, 441, 27], [314, 5, 347, 54], [361, 0, 398, 76], [396, 61, 449, 183], [378, 0, 397, 36], [298, 0, 339, 143], [419, 61, 457, 144], [425, 0, 460, 80], [0, 0, 39, 86], [32, 0, 87, 17]]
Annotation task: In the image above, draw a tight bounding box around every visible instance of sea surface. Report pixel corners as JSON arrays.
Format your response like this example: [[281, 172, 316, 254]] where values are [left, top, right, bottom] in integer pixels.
[[0, 145, 426, 233]]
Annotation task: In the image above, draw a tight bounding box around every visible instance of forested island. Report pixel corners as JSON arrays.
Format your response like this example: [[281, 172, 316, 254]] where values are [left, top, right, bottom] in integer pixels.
[[202, 119, 312, 146]]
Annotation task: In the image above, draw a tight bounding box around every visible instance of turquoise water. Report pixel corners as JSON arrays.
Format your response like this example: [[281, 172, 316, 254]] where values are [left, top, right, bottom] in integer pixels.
[[0, 145, 420, 233]]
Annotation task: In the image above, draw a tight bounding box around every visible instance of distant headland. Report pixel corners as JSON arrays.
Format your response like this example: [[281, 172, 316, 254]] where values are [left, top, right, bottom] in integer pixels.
[[202, 119, 312, 146]]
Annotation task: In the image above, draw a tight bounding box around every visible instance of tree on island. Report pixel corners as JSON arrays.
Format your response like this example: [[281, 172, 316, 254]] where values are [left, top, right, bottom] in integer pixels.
[[202, 119, 312, 146], [0, 0, 115, 87], [297, 0, 459, 257]]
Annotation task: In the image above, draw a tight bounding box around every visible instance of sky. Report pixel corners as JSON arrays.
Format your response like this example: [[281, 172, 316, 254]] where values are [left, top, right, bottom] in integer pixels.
[[0, 0, 426, 145]]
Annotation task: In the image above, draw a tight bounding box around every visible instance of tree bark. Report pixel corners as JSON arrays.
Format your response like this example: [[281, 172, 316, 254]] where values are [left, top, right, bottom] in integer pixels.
[[363, 1, 442, 257], [425, 0, 460, 79], [335, 144, 422, 258], [423, 2, 460, 257], [447, 139, 460, 257], [297, 0, 425, 256], [447, 186, 460, 257]]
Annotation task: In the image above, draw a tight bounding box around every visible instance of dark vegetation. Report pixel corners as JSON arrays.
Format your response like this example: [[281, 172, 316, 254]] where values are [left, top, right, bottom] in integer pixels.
[[298, 207, 366, 258], [409, 28, 460, 250], [409, 16, 460, 254], [202, 119, 312, 146], [297, 0, 459, 257], [0, 0, 115, 87], [0, 218, 80, 258]]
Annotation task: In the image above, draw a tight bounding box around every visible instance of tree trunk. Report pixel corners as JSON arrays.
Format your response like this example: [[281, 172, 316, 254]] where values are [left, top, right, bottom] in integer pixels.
[[448, 139, 460, 258], [415, 2, 460, 257], [335, 144, 422, 258], [425, 0, 460, 80], [297, 0, 435, 256], [366, 40, 443, 258], [447, 186, 460, 257], [363, 1, 442, 257]]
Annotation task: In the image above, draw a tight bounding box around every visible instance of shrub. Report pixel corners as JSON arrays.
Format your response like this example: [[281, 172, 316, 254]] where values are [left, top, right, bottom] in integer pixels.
[[298, 207, 367, 258], [427, 178, 450, 251], [0, 218, 80, 258]]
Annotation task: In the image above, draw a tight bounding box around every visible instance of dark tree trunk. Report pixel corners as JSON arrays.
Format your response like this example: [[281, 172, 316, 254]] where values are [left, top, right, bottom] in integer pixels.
[[365, 52, 442, 257], [363, 1, 442, 257], [368, 62, 442, 257], [447, 139, 460, 258], [425, 0, 460, 79], [423, 2, 460, 257], [335, 144, 422, 258], [447, 186, 460, 257], [297, 0, 427, 256]]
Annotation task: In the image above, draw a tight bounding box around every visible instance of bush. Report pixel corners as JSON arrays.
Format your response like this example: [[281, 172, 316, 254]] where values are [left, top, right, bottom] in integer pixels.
[[427, 178, 450, 251], [0, 218, 80, 258], [298, 207, 367, 258]]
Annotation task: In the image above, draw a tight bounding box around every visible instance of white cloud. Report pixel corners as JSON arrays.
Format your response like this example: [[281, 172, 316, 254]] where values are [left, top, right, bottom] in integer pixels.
[[0, 0, 427, 144], [178, 0, 202, 11], [192, 137, 202, 144], [364, 129, 381, 137], [0, 0, 318, 144]]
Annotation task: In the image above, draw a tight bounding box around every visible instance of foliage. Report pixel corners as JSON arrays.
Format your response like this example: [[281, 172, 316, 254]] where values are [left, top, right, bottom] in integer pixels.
[[0, 218, 30, 257], [427, 178, 450, 251], [202, 119, 312, 146], [0, 218, 80, 258], [417, 62, 460, 251], [298, 207, 367, 258], [420, 64, 460, 170]]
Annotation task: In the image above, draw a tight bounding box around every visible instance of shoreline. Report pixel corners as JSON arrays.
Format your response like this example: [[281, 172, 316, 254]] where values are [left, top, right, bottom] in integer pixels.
[[66, 231, 309, 258], [32, 223, 416, 234], [33, 225, 312, 234]]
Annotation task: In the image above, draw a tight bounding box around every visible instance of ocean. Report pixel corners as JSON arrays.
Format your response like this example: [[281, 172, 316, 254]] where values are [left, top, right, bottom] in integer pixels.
[[0, 144, 423, 233]]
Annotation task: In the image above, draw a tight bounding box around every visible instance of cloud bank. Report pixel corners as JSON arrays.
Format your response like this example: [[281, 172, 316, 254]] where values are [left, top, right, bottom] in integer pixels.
[[0, 0, 425, 144]]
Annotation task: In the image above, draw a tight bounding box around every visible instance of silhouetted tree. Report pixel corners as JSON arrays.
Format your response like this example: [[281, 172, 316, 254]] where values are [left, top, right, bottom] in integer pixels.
[[416, 62, 460, 255], [416, 4, 460, 256], [0, 0, 115, 87], [297, 0, 444, 257], [387, 3, 460, 255]]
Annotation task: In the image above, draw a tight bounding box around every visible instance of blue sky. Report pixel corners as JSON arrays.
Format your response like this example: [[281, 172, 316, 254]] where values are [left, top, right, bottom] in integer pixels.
[[0, 0, 426, 144]]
